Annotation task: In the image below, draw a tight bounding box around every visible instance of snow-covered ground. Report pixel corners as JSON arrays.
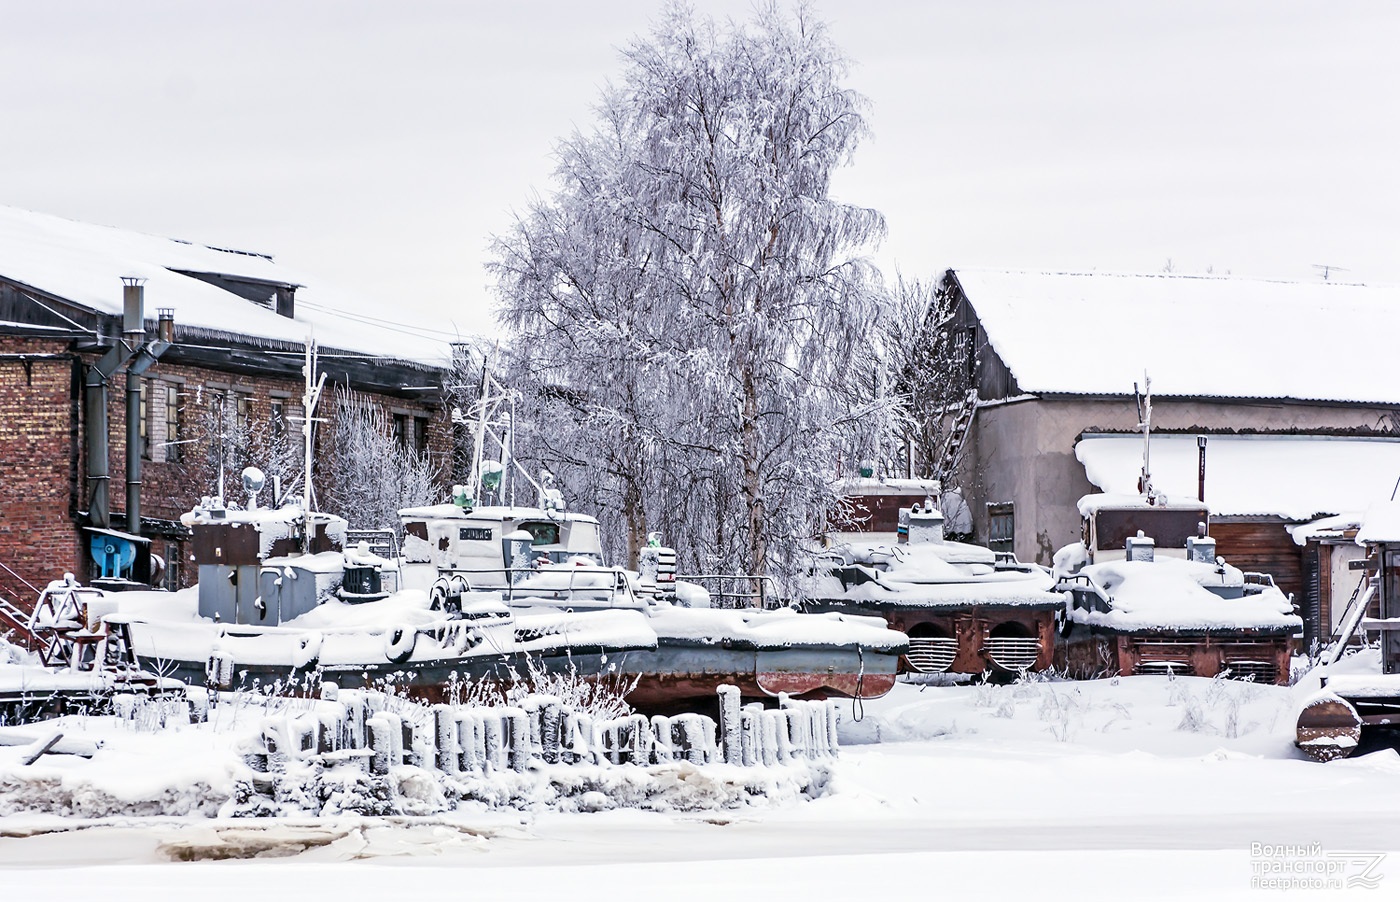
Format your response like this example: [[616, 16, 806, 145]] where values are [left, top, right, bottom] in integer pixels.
[[3, 651, 1399, 900]]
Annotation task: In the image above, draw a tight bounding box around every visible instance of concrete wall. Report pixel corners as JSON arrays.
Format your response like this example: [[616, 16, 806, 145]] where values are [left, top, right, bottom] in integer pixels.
[[962, 395, 1400, 566]]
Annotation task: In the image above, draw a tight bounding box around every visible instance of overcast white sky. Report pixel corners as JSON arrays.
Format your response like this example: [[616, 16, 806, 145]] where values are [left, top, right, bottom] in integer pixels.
[[2, 1, 1396, 337]]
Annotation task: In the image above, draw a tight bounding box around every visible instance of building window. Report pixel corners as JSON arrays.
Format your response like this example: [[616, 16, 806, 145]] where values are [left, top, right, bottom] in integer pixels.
[[165, 384, 182, 462], [139, 378, 152, 460], [234, 392, 250, 434], [163, 541, 182, 591], [988, 502, 1015, 554], [270, 399, 286, 439], [392, 413, 407, 449], [413, 416, 429, 454]]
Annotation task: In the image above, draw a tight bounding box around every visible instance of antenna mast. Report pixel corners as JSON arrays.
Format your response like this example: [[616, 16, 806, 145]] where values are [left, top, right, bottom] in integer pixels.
[[1135, 374, 1157, 504], [299, 339, 327, 552]]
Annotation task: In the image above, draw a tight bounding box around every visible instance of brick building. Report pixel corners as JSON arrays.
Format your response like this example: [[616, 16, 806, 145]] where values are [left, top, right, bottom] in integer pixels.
[[0, 205, 463, 601]]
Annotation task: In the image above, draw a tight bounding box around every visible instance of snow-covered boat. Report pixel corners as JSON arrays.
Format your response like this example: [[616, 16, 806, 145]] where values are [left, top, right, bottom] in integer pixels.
[[1294, 498, 1400, 760], [1052, 493, 1300, 683], [99, 494, 657, 698], [395, 501, 909, 712], [799, 495, 1065, 678]]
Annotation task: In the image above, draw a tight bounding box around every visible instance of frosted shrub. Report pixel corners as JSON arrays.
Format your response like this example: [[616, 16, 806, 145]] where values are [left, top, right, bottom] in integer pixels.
[[1037, 688, 1078, 742], [1176, 695, 1207, 733], [465, 656, 639, 721]]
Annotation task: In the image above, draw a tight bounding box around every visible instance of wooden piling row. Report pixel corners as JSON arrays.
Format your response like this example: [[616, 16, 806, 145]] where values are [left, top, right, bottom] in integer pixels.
[[242, 681, 839, 780]]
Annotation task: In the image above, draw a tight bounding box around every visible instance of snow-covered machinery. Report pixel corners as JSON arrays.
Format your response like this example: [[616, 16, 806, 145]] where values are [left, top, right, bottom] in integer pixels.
[[802, 483, 1064, 679], [1295, 499, 1400, 761], [1053, 494, 1300, 682]]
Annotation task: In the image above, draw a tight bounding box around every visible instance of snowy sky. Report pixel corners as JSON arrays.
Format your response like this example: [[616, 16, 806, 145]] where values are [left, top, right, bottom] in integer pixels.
[[2, 0, 1395, 336]]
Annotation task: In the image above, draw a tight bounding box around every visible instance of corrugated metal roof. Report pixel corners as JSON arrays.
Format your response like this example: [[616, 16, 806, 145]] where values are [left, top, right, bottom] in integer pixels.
[[954, 268, 1400, 405]]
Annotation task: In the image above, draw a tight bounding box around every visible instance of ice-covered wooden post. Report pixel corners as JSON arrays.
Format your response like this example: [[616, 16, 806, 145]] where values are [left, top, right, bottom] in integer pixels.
[[540, 699, 563, 764], [651, 715, 675, 763], [718, 684, 742, 765], [367, 714, 393, 775], [433, 705, 459, 773], [507, 708, 531, 772], [483, 711, 504, 770], [459, 712, 485, 772], [342, 689, 367, 750], [740, 704, 762, 766], [759, 709, 779, 766]]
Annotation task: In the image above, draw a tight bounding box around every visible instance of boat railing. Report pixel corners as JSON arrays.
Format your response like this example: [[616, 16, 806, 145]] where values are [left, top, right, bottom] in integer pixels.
[[1056, 572, 1111, 614], [436, 565, 642, 609], [674, 574, 781, 610], [345, 528, 399, 560], [1241, 571, 1278, 596]]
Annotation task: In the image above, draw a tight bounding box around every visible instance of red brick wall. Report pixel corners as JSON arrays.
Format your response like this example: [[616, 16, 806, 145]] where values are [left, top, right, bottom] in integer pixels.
[[0, 338, 84, 600]]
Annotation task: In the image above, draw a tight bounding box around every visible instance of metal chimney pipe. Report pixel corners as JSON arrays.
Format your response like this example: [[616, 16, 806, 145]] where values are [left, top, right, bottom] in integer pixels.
[[122, 278, 146, 535], [157, 307, 175, 342], [1197, 435, 1208, 503], [122, 276, 145, 337]]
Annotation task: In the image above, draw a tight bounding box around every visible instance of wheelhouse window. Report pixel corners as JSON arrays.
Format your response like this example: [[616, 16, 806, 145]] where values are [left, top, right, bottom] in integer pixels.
[[520, 522, 561, 546]]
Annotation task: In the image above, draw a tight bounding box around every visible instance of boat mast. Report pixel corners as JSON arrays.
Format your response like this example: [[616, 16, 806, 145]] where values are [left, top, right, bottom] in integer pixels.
[[300, 339, 327, 553]]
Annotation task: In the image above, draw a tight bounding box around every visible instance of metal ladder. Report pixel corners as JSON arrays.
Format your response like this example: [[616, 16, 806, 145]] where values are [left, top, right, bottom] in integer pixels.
[[0, 561, 40, 650], [1325, 571, 1377, 666]]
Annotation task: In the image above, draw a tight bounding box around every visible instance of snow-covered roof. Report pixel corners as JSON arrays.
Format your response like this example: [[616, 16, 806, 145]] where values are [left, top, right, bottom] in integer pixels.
[[838, 477, 942, 496], [1077, 434, 1400, 521], [953, 269, 1400, 404], [1077, 492, 1208, 517], [1356, 499, 1400, 545], [0, 204, 459, 367]]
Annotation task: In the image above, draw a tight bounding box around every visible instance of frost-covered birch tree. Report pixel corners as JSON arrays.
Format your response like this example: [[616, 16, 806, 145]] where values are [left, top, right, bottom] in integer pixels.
[[492, 1, 893, 581], [319, 386, 438, 533]]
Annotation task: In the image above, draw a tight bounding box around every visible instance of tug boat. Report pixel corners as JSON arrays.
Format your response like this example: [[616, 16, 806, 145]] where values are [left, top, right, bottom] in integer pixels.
[[101, 488, 656, 699], [395, 499, 909, 712]]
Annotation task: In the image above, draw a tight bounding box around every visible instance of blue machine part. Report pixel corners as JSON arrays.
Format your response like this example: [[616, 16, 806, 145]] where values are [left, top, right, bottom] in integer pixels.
[[90, 532, 139, 579]]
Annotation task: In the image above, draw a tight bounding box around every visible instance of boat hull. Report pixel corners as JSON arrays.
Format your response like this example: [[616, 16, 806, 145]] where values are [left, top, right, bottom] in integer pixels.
[[602, 641, 901, 711]]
